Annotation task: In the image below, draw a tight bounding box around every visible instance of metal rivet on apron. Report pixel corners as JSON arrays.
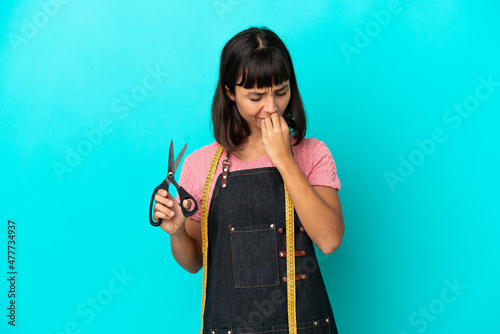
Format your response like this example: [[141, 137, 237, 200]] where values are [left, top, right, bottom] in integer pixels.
[[299, 226, 305, 232], [211, 331, 215, 334], [326, 317, 329, 323], [301, 250, 306, 255], [314, 321, 318, 326], [279, 251, 285, 257], [227, 331, 232, 334], [278, 227, 283, 234], [270, 223, 274, 229], [231, 227, 235, 231], [221, 156, 230, 188], [301, 274, 306, 279]]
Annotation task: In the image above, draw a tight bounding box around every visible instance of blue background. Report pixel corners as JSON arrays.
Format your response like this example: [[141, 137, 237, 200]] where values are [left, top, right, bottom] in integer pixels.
[[1, 0, 499, 333]]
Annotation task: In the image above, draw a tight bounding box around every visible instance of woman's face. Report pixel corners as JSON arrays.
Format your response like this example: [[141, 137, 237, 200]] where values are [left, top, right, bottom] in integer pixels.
[[226, 79, 291, 135]]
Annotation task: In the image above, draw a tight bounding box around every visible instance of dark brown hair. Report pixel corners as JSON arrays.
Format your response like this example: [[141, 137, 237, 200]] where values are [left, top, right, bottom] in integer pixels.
[[212, 26, 306, 151]]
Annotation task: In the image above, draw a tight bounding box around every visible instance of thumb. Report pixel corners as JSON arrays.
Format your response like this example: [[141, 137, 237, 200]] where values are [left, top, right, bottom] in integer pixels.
[[182, 199, 192, 210]]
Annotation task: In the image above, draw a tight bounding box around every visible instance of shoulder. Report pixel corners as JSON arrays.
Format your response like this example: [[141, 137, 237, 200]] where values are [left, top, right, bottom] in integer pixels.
[[295, 137, 326, 148], [185, 141, 220, 164], [291, 137, 340, 189], [179, 141, 220, 191], [183, 141, 221, 178], [291, 137, 332, 159]]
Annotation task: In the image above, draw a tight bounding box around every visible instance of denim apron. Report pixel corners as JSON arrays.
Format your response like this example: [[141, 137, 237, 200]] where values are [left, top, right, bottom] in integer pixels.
[[202, 163, 339, 334]]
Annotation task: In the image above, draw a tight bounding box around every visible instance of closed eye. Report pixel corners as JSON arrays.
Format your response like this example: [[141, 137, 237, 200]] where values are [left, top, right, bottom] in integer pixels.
[[249, 90, 288, 101]]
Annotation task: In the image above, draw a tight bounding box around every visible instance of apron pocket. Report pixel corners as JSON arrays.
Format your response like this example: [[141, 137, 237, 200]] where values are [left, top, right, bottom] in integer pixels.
[[229, 222, 280, 288]]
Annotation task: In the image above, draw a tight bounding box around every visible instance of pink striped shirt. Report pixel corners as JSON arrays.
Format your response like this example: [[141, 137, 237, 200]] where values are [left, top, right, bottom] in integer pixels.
[[178, 137, 341, 222]]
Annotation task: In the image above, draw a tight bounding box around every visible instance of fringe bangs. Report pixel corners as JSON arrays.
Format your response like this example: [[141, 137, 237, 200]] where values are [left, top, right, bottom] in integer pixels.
[[237, 47, 291, 89]]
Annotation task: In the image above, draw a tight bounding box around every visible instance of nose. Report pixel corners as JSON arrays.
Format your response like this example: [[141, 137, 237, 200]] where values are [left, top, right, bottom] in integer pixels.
[[262, 95, 278, 115]]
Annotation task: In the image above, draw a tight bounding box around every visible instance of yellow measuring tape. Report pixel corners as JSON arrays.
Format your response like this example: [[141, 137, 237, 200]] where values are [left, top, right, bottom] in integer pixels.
[[199, 146, 297, 334], [284, 184, 297, 334], [200, 145, 223, 333]]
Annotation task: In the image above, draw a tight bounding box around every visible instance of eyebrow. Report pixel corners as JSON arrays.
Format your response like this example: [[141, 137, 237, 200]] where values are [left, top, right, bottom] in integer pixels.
[[247, 83, 289, 95]]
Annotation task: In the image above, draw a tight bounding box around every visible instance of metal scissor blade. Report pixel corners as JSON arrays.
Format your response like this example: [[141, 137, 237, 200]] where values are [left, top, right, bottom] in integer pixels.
[[168, 140, 175, 173], [168, 140, 188, 176], [172, 142, 188, 174]]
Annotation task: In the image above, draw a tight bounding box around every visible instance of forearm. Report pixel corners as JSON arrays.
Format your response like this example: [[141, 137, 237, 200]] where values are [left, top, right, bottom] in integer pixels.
[[169, 228, 203, 274], [276, 158, 344, 254]]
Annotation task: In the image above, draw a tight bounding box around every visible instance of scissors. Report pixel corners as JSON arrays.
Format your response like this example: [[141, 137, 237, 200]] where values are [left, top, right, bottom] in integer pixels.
[[149, 140, 198, 226]]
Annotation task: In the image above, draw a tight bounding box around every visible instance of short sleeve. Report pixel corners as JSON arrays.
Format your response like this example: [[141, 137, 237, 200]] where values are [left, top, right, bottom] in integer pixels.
[[176, 154, 203, 221], [307, 140, 341, 191]]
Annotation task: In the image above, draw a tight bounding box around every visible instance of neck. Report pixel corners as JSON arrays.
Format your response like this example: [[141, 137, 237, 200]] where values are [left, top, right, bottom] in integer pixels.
[[230, 132, 266, 161]]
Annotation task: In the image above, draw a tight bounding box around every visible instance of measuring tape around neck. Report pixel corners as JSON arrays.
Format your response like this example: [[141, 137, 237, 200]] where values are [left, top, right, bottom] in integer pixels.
[[199, 146, 297, 334]]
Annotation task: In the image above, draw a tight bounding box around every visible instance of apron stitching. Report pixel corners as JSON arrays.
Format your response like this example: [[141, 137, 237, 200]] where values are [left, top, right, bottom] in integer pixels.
[[229, 225, 280, 288], [314, 322, 330, 333], [229, 170, 280, 177], [242, 322, 324, 333], [234, 283, 280, 288], [225, 182, 281, 289], [229, 228, 238, 288], [232, 229, 276, 233], [273, 222, 280, 287]]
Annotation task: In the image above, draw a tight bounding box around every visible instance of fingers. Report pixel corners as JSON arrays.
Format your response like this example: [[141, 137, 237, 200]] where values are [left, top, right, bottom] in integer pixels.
[[271, 113, 283, 128], [153, 207, 170, 222], [272, 114, 289, 135], [153, 201, 175, 221], [278, 114, 289, 132], [262, 113, 287, 134], [155, 189, 173, 206], [153, 190, 176, 221], [154, 190, 195, 222], [262, 116, 276, 137]]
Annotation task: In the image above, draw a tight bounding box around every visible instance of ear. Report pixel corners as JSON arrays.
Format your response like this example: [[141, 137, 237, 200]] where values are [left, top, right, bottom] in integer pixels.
[[225, 85, 236, 101]]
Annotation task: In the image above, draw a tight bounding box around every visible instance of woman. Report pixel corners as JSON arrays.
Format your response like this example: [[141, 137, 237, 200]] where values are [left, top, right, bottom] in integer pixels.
[[153, 26, 344, 334]]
